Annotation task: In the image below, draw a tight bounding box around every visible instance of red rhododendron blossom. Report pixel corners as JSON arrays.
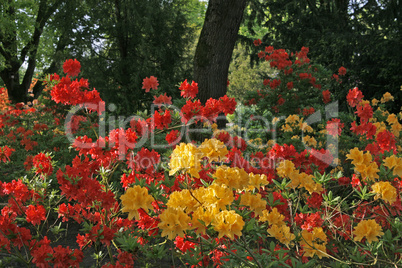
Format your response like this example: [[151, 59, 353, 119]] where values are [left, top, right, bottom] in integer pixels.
[[253, 39, 262, 46], [181, 99, 203, 123], [166, 130, 180, 145], [63, 59, 81, 77], [303, 107, 315, 116], [346, 87, 364, 107], [306, 192, 323, 209], [153, 109, 171, 130], [179, 79, 198, 99], [0, 145, 15, 163], [376, 130, 396, 153], [174, 236, 196, 253], [338, 66, 347, 76], [26, 204, 46, 225], [326, 118, 344, 137], [142, 76, 159, 92], [202, 98, 221, 121], [322, 90, 331, 104], [219, 95, 237, 115], [33, 152, 53, 176], [355, 102, 373, 124], [153, 93, 172, 105]]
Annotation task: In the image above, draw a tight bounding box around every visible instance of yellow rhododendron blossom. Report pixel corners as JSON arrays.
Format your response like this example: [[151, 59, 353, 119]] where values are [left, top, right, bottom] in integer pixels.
[[276, 160, 296, 178], [205, 184, 234, 210], [381, 92, 394, 103], [384, 155, 402, 177], [166, 189, 200, 212], [346, 148, 364, 165], [353, 219, 384, 244], [239, 191, 267, 216], [285, 114, 300, 124], [391, 122, 402, 137], [303, 135, 317, 148], [301, 173, 323, 194], [387, 114, 399, 125], [383, 155, 398, 169], [281, 124, 293, 132], [213, 165, 249, 190], [247, 173, 269, 190], [191, 205, 219, 235], [267, 224, 295, 247], [300, 227, 328, 259], [212, 210, 245, 239], [259, 208, 285, 226], [300, 122, 314, 133], [120, 185, 155, 220], [199, 138, 228, 163], [169, 143, 202, 178], [287, 170, 302, 189], [371, 98, 379, 106], [272, 117, 281, 125], [158, 207, 193, 240], [355, 162, 379, 181], [371, 181, 397, 205]]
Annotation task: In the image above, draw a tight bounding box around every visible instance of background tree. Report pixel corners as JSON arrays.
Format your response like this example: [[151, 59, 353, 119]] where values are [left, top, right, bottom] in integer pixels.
[[64, 0, 205, 115], [0, 0, 62, 103]]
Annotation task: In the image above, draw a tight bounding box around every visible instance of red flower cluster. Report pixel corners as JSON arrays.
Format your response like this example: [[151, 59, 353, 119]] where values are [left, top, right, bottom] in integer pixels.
[[51, 74, 103, 108], [142, 76, 159, 92], [33, 152, 53, 176], [63, 59, 81, 77], [346, 87, 364, 107], [153, 109, 171, 130], [179, 79, 199, 99], [26, 204, 46, 225], [0, 145, 15, 163], [322, 89, 331, 104], [153, 93, 172, 105]]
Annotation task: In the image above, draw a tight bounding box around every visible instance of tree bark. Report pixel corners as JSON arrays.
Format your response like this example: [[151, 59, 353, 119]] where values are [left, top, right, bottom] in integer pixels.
[[194, 0, 248, 104]]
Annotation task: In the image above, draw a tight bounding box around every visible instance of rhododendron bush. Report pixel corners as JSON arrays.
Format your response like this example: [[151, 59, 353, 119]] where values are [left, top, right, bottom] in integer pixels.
[[0, 55, 401, 267]]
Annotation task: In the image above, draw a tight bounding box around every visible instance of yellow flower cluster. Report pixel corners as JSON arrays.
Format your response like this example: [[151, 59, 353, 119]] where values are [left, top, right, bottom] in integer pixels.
[[259, 208, 295, 247], [386, 113, 402, 137], [383, 155, 402, 177], [303, 135, 317, 148], [300, 227, 328, 259], [213, 165, 249, 190], [371, 181, 397, 205], [247, 172, 269, 190], [380, 92, 394, 103], [159, 182, 246, 239], [169, 139, 229, 178], [120, 185, 155, 220], [346, 148, 379, 181], [276, 160, 323, 194], [158, 208, 193, 240], [212, 210, 245, 239], [239, 191, 267, 216], [353, 219, 384, 244], [169, 143, 202, 178], [280, 114, 314, 134], [199, 138, 228, 163]]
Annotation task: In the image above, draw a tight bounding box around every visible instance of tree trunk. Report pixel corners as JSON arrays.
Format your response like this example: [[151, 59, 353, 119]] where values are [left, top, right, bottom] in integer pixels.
[[194, 0, 248, 104]]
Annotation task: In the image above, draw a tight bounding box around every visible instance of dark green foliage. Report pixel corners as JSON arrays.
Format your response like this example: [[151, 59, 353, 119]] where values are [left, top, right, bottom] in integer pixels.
[[243, 0, 402, 112]]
